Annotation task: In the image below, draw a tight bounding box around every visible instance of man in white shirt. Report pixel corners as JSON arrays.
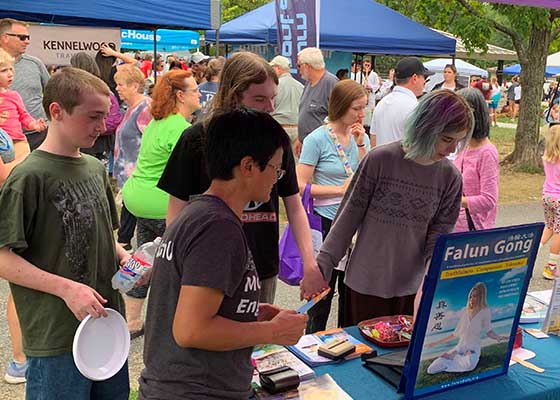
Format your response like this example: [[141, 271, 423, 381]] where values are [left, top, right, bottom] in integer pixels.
[[370, 57, 433, 147]]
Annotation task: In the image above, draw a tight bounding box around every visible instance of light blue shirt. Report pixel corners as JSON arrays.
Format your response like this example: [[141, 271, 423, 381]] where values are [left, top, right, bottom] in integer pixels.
[[299, 125, 370, 220]]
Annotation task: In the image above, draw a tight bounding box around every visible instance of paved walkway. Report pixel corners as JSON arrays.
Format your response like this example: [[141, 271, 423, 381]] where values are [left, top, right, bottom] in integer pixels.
[[0, 201, 554, 399]]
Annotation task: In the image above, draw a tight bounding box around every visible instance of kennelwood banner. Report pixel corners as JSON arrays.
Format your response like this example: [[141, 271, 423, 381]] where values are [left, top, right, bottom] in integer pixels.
[[27, 25, 121, 66], [274, 0, 320, 78]]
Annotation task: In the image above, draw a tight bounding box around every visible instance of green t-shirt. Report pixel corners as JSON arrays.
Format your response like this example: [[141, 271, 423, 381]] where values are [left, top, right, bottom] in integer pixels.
[[122, 113, 190, 219], [0, 150, 123, 357]]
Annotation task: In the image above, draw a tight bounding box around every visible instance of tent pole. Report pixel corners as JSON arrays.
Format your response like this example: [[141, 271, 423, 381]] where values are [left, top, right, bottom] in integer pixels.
[[497, 60, 504, 86], [153, 27, 158, 84], [216, 28, 220, 56]]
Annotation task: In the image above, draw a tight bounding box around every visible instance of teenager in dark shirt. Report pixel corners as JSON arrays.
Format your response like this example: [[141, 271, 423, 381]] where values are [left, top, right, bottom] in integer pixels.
[[158, 52, 327, 303]]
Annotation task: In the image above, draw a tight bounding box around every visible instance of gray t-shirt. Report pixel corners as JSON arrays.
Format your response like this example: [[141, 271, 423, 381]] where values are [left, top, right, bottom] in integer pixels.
[[139, 195, 260, 400], [298, 71, 338, 141], [317, 141, 462, 298], [12, 54, 49, 134]]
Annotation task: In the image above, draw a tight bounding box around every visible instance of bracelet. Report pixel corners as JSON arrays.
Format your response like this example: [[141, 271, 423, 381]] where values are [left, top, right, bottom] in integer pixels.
[[357, 143, 365, 147]]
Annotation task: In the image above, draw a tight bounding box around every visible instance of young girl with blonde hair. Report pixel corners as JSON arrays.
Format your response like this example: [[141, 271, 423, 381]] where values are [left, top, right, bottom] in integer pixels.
[[541, 124, 560, 279], [0, 48, 46, 182]]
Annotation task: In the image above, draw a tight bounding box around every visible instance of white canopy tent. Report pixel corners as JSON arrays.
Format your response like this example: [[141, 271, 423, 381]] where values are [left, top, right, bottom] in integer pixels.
[[424, 58, 488, 91], [424, 58, 489, 77], [547, 51, 560, 66]]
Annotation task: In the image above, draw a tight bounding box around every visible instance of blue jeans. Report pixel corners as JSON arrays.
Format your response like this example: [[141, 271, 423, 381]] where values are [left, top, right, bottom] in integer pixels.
[[26, 353, 129, 400]]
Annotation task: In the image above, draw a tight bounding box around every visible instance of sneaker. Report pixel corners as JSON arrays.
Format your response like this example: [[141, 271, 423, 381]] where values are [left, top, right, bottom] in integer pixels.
[[543, 264, 560, 280], [4, 360, 27, 384]]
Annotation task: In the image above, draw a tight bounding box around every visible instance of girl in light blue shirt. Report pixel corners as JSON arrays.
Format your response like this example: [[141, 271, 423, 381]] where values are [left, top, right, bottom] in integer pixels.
[[297, 79, 370, 332]]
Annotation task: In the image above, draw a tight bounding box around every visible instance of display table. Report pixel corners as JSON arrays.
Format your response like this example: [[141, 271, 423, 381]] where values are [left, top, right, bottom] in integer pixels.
[[313, 325, 560, 400]]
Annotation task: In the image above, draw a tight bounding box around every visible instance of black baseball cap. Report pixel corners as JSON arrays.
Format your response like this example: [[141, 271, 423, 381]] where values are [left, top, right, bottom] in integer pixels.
[[395, 57, 434, 79]]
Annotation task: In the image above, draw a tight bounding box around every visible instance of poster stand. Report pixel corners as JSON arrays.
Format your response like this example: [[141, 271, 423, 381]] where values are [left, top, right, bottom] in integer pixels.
[[375, 223, 543, 399]]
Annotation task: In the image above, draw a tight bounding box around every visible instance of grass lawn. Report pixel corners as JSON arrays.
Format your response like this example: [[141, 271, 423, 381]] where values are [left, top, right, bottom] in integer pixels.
[[491, 126, 545, 204], [414, 342, 509, 390]]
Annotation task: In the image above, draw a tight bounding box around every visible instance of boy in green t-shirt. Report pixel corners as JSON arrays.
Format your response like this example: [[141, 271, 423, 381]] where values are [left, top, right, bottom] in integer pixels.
[[0, 68, 131, 399]]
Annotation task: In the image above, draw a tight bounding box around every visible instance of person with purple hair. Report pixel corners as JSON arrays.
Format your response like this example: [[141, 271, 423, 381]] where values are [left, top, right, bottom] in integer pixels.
[[307, 90, 474, 326]]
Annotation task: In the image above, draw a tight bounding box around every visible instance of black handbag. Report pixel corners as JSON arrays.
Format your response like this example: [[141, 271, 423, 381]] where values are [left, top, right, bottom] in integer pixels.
[[259, 366, 300, 394]]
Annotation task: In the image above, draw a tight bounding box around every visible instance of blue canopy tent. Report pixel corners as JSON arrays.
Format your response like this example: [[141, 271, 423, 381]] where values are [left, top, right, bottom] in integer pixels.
[[0, 0, 216, 29], [205, 0, 455, 56], [503, 64, 560, 77], [121, 29, 200, 52]]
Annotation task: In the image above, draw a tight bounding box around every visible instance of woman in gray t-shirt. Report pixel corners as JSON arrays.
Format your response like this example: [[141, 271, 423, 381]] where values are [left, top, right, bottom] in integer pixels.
[[314, 90, 474, 326]]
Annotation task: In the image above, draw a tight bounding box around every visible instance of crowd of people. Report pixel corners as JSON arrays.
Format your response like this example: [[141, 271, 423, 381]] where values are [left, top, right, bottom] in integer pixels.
[[0, 16, 556, 400]]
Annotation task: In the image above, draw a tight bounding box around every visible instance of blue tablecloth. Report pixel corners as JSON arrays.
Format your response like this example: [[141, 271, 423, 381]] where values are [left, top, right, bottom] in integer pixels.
[[314, 325, 560, 399]]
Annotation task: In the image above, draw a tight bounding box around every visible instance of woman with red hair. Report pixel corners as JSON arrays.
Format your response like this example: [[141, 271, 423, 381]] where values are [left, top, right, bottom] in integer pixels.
[[122, 70, 201, 336]]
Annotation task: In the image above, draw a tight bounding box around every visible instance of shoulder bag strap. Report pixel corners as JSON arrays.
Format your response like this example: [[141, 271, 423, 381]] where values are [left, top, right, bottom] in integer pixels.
[[460, 156, 477, 231], [327, 125, 353, 176]]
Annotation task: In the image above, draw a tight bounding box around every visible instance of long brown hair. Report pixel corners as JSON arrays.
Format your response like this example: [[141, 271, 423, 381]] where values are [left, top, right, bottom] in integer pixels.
[[150, 70, 193, 120], [205, 52, 277, 121]]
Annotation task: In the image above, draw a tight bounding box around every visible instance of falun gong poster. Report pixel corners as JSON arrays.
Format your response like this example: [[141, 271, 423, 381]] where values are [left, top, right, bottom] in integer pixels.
[[400, 223, 543, 399]]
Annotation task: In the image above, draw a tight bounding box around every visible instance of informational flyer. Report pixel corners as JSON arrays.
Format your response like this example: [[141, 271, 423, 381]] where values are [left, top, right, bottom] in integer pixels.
[[542, 278, 560, 335], [399, 223, 543, 399]]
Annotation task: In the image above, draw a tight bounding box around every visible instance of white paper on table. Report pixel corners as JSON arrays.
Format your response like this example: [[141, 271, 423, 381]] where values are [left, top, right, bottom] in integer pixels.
[[528, 290, 553, 305], [509, 347, 536, 366]]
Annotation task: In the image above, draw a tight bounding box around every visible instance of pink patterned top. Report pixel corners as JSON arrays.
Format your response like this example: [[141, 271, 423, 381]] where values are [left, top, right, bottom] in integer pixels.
[[0, 90, 35, 141], [453, 142, 499, 232]]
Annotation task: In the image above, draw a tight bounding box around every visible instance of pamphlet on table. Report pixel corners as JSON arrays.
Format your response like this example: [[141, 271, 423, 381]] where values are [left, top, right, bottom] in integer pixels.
[[520, 289, 551, 323], [287, 328, 371, 367], [543, 277, 560, 335]]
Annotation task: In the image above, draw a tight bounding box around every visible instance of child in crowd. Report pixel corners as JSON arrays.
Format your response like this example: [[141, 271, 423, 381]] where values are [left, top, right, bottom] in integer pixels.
[[0, 48, 46, 165], [541, 124, 560, 279], [0, 127, 13, 184], [139, 109, 307, 400], [0, 67, 131, 399]]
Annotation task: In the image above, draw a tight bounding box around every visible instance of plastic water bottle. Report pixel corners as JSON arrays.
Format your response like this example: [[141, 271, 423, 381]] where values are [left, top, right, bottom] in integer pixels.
[[111, 237, 162, 293]]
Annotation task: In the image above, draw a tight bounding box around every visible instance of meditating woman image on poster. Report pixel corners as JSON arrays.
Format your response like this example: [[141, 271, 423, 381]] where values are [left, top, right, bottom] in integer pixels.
[[425, 282, 509, 375]]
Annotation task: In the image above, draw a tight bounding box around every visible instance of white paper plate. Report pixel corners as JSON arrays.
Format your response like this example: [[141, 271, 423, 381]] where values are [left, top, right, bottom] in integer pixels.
[[509, 347, 536, 366], [72, 308, 130, 381]]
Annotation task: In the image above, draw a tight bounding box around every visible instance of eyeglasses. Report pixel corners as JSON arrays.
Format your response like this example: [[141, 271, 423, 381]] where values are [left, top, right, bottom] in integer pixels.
[[4, 33, 30, 41], [267, 163, 286, 180]]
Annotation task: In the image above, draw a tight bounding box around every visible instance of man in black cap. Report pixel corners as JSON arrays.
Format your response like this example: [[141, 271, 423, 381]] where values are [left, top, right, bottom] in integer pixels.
[[370, 57, 433, 147]]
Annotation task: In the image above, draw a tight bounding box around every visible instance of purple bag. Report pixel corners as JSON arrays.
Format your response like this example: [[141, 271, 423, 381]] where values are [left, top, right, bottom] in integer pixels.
[[278, 184, 323, 286]]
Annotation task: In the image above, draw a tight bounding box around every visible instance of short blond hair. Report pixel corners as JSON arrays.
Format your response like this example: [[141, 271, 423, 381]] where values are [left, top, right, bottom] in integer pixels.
[[43, 67, 111, 119], [0, 18, 28, 36], [0, 48, 14, 67], [114, 64, 145, 94], [297, 47, 325, 70]]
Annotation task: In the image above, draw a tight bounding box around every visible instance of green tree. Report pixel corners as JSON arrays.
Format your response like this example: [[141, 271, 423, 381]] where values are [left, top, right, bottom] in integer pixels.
[[222, 0, 270, 23], [379, 0, 560, 168]]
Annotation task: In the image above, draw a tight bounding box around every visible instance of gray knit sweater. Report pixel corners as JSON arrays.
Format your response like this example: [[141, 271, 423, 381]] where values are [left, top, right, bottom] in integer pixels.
[[317, 141, 462, 298]]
